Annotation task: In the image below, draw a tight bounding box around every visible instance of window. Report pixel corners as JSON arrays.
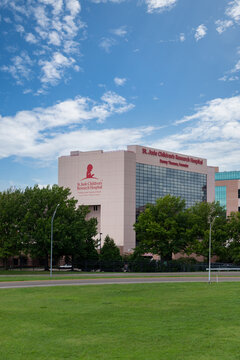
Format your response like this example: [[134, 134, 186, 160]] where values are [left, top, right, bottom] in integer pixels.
[[215, 186, 226, 209], [215, 171, 240, 181], [238, 189, 240, 199], [136, 163, 207, 217], [93, 205, 98, 211]]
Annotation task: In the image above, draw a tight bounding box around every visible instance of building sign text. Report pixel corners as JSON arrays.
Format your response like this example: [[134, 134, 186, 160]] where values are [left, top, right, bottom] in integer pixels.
[[142, 148, 203, 168]]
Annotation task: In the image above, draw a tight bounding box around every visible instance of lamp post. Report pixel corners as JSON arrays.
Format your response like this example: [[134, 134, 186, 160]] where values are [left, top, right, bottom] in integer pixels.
[[208, 215, 219, 283], [99, 232, 102, 254], [99, 232, 102, 272], [50, 203, 60, 278]]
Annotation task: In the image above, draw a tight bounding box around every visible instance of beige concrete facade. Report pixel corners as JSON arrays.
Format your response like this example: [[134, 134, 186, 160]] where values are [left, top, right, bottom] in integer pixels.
[[59, 149, 136, 252], [58, 145, 216, 252]]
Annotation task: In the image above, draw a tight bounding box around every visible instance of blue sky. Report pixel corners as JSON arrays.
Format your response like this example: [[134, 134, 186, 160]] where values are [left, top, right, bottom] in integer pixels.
[[0, 0, 240, 190]]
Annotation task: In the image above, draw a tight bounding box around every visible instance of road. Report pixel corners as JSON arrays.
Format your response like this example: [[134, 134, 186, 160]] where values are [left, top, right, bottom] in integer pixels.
[[1, 273, 240, 289]]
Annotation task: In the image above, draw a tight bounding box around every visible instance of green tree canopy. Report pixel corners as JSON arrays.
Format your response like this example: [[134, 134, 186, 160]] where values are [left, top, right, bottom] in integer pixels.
[[100, 235, 122, 262], [0, 188, 25, 267], [134, 195, 190, 261], [0, 185, 98, 270], [226, 212, 240, 263], [21, 185, 78, 269], [186, 201, 228, 260]]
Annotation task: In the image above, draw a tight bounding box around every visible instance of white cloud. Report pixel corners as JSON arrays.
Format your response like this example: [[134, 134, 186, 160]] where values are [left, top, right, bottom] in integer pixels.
[[0, 92, 137, 161], [215, 19, 233, 34], [231, 59, 240, 72], [4, 17, 12, 23], [0, 0, 83, 88], [92, 0, 178, 14], [48, 31, 61, 46], [23, 89, 32, 94], [219, 57, 240, 82], [39, 0, 64, 15], [145, 0, 177, 14], [194, 24, 207, 41], [62, 15, 79, 37], [34, 6, 50, 28], [226, 0, 240, 22], [74, 64, 81, 72], [65, 0, 81, 16], [219, 74, 239, 81], [179, 33, 185, 42], [25, 33, 38, 44], [100, 26, 127, 53], [114, 77, 127, 86], [151, 96, 240, 170], [16, 24, 24, 33], [93, 91, 134, 122], [39, 52, 75, 85], [1, 52, 33, 84], [215, 0, 240, 34], [99, 37, 116, 52], [111, 26, 127, 37]]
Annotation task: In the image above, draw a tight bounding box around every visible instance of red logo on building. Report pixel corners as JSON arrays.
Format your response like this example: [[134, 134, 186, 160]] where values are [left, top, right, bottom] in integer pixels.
[[77, 164, 103, 194], [81, 164, 98, 180]]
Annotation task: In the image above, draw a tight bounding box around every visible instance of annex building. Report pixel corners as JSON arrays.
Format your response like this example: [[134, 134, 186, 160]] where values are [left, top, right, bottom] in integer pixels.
[[215, 171, 240, 216], [58, 145, 217, 253]]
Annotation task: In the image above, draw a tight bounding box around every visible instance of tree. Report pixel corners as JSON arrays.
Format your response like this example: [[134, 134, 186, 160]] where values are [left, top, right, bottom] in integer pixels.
[[0, 189, 25, 268], [226, 212, 240, 263], [186, 201, 227, 260], [100, 235, 122, 261], [100, 235, 122, 271], [62, 205, 98, 269], [0, 185, 99, 270], [21, 185, 98, 270], [134, 195, 190, 261]]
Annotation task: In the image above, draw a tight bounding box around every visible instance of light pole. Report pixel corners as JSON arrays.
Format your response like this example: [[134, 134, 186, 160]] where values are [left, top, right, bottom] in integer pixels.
[[208, 215, 219, 283], [99, 232, 102, 254], [50, 203, 60, 277], [99, 232, 102, 272]]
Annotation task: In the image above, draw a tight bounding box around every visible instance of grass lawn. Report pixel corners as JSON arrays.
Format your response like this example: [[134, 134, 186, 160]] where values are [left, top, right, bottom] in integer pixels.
[[1, 283, 240, 360]]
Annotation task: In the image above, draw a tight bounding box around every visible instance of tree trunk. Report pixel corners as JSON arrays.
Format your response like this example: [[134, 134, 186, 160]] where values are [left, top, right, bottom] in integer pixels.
[[71, 254, 74, 271]]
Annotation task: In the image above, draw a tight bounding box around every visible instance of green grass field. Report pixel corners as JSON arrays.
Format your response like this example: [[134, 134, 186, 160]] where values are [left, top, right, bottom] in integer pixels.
[[1, 283, 240, 359]]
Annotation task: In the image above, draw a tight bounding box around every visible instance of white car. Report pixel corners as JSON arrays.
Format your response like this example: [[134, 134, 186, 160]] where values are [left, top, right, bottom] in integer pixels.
[[59, 264, 72, 269]]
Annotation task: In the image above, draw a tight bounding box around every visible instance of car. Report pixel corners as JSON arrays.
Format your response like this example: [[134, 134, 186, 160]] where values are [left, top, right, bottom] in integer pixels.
[[59, 264, 72, 269]]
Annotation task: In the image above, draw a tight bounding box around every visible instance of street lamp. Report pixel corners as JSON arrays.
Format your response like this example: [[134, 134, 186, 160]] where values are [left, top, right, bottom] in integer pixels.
[[208, 215, 219, 283], [50, 203, 60, 278], [99, 232, 102, 254]]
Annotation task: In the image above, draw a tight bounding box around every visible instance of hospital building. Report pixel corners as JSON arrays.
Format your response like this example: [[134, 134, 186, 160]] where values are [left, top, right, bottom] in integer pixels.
[[58, 145, 217, 253]]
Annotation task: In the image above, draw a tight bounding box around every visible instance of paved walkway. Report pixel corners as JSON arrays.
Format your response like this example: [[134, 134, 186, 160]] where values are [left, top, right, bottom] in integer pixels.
[[1, 274, 240, 289], [1, 271, 240, 277]]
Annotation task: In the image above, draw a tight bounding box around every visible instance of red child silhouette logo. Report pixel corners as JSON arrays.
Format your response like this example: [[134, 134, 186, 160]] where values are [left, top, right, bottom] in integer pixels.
[[86, 164, 94, 178], [81, 164, 98, 180]]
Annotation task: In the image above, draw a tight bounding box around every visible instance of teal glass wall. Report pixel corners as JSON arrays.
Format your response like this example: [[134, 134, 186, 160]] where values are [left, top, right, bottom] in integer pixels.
[[136, 163, 207, 216], [215, 186, 227, 209], [215, 171, 240, 181]]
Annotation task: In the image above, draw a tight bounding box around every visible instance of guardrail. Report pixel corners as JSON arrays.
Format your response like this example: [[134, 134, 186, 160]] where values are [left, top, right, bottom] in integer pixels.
[[206, 268, 240, 271]]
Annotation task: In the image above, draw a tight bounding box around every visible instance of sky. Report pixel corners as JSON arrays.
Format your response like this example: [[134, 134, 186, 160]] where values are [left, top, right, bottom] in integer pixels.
[[0, 0, 240, 190]]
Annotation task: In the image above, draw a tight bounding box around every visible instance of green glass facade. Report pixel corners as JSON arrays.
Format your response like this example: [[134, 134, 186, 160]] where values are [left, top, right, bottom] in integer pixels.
[[136, 163, 207, 216], [215, 186, 227, 209], [215, 171, 240, 181]]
